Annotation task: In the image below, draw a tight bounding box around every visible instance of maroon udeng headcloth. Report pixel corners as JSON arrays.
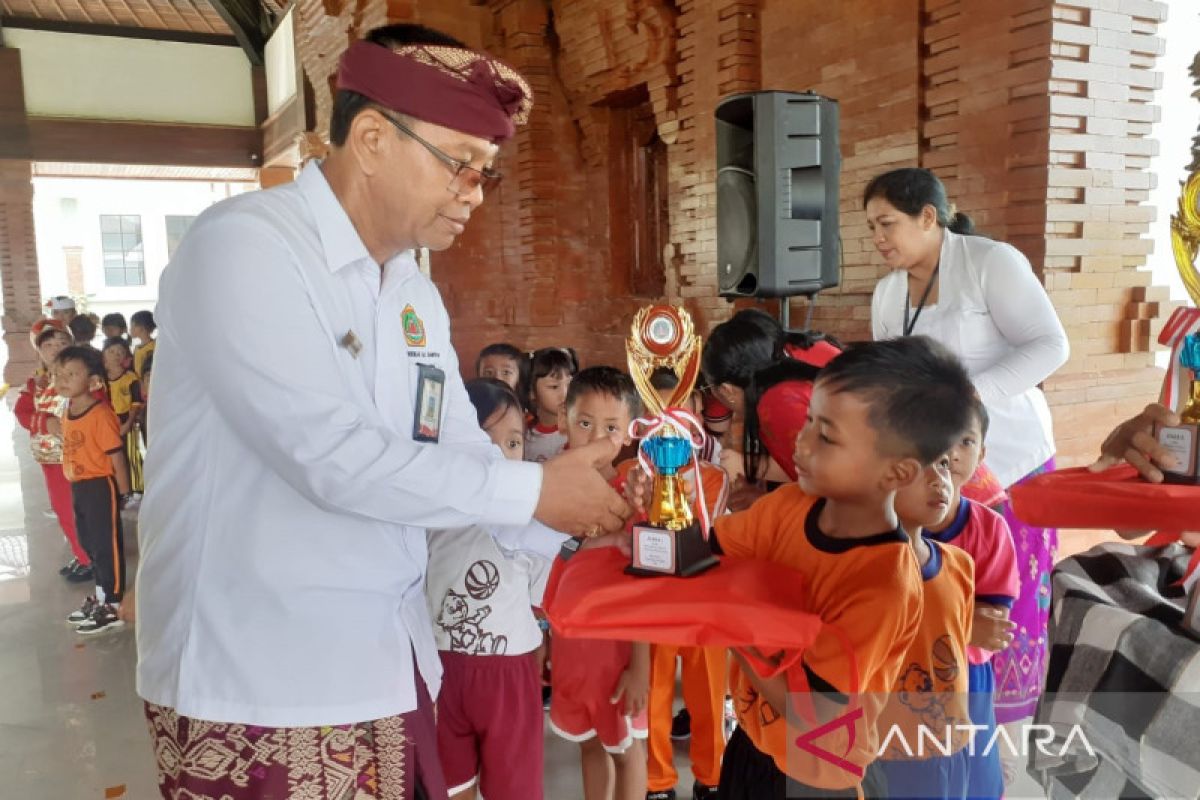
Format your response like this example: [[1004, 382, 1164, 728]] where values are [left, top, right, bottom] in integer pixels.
[[336, 40, 533, 143]]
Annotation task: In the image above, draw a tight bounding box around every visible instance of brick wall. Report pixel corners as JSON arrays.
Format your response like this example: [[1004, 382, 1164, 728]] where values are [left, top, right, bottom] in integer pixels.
[[286, 0, 1172, 466], [1040, 0, 1171, 466], [760, 0, 921, 342]]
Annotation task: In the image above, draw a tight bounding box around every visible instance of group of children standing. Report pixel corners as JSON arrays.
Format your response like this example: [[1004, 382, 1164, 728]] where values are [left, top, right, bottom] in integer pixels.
[[426, 333, 1024, 800], [15, 301, 157, 636]]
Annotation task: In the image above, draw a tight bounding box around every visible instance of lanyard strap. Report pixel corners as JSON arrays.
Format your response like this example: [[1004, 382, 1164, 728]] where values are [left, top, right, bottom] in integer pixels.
[[903, 265, 940, 337]]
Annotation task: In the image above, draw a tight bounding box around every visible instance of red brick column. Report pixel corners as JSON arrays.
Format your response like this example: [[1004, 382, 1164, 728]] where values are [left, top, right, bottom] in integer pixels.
[[0, 160, 44, 385]]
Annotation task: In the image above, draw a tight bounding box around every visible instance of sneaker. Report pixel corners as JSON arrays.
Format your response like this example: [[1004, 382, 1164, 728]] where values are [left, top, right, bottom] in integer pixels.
[[670, 708, 691, 740], [66, 595, 99, 626], [43, 509, 59, 519], [59, 558, 79, 576], [66, 562, 94, 583], [646, 791, 676, 800], [693, 782, 719, 799], [76, 604, 125, 635]]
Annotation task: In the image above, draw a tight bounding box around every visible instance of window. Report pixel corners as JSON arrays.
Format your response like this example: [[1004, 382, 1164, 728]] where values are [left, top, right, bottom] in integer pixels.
[[165, 215, 196, 260], [100, 215, 145, 287]]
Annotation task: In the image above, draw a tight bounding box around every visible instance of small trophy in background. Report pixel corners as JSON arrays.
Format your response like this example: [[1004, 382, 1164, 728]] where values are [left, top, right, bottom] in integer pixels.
[[1156, 333, 1200, 485], [625, 305, 719, 577]]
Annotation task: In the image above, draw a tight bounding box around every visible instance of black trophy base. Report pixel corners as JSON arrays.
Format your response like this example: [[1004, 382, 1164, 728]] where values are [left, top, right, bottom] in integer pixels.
[[625, 520, 719, 578]]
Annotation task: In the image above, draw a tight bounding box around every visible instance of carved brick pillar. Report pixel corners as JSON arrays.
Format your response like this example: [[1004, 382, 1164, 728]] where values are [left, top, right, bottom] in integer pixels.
[[0, 160, 44, 385]]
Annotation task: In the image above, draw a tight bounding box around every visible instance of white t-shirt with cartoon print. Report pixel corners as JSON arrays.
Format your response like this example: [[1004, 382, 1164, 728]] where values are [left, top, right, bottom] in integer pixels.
[[425, 525, 553, 657]]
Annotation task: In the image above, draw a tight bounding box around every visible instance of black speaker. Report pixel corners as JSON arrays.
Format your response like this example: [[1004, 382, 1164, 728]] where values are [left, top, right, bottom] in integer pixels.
[[715, 91, 841, 298]]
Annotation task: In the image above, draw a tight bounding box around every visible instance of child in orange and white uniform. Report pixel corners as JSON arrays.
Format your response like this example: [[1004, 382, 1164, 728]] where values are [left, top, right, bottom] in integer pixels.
[[925, 398, 1019, 799], [875, 454, 975, 799]]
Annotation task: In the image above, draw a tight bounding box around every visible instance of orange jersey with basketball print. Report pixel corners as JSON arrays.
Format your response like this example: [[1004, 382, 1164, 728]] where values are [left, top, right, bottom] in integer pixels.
[[713, 485, 924, 790], [876, 538, 974, 760], [62, 402, 123, 482]]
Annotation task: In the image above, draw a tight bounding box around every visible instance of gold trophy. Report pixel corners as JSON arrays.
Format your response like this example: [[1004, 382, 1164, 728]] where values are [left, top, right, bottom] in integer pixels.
[[625, 305, 719, 577], [1157, 172, 1200, 483]]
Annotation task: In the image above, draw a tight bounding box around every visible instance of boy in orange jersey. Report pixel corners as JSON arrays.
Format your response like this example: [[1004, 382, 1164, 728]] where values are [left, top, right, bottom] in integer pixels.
[[57, 346, 131, 636], [711, 337, 977, 799]]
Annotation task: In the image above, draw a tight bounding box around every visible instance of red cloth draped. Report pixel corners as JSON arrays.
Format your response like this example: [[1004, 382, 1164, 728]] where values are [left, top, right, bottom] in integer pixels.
[[1010, 465, 1199, 532], [542, 547, 824, 652]]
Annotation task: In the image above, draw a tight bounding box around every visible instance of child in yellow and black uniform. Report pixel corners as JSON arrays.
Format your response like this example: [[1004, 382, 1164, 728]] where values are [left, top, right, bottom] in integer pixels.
[[57, 346, 131, 636], [131, 309, 156, 444], [102, 338, 145, 497]]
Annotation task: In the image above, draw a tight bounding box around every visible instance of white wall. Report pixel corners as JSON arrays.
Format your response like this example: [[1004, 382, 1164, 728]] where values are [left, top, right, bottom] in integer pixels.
[[5, 29, 255, 127], [31, 177, 254, 322], [264, 9, 298, 118], [1147, 1, 1200, 307]]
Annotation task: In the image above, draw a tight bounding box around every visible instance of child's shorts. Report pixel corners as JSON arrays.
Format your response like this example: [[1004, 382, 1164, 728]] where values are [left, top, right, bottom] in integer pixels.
[[548, 635, 648, 754], [548, 687, 648, 754], [965, 661, 1005, 799], [876, 748, 970, 800], [436, 650, 543, 800]]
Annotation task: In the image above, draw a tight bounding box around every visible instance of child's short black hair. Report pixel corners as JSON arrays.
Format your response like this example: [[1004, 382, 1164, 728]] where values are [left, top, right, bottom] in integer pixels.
[[968, 393, 990, 439], [566, 366, 642, 418], [35, 326, 72, 348], [477, 342, 528, 389], [464, 378, 524, 428], [56, 345, 106, 379], [101, 312, 128, 333], [529, 347, 578, 384], [67, 314, 97, 346], [103, 337, 134, 359], [817, 336, 974, 465], [477, 342, 524, 371], [131, 310, 156, 333]]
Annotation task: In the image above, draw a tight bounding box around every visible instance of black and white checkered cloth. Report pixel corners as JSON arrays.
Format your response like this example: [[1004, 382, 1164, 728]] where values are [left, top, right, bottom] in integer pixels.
[[1030, 541, 1200, 800]]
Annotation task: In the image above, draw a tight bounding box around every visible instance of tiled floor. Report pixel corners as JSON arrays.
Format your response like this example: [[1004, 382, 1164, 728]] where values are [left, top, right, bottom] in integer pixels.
[[0, 399, 1061, 800]]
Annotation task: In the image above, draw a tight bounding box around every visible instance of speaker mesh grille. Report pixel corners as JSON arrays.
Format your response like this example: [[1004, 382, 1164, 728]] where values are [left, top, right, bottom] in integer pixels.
[[717, 166, 757, 294]]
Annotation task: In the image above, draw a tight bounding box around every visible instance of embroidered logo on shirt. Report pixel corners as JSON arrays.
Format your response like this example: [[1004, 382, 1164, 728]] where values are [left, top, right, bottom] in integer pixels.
[[401, 304, 427, 347]]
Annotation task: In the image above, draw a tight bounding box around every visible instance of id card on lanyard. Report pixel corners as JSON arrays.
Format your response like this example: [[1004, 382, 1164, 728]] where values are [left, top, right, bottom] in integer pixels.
[[413, 363, 446, 443], [903, 265, 940, 337]]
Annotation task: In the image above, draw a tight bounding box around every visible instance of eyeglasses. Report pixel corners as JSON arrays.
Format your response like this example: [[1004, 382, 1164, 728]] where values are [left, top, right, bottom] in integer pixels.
[[380, 112, 501, 196]]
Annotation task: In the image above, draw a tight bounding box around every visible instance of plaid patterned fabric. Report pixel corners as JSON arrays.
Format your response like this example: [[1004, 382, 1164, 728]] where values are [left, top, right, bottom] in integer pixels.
[[1029, 541, 1200, 799]]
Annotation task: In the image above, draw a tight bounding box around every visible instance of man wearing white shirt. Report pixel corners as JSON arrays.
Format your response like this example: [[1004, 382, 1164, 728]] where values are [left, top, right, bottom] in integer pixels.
[[136, 24, 629, 800]]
